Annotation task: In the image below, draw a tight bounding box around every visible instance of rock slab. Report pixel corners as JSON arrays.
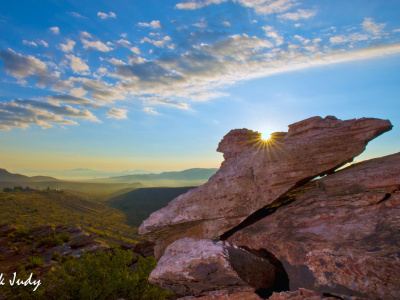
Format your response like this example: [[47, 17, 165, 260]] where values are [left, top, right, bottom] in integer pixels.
[[139, 116, 392, 257], [228, 152, 400, 299], [149, 237, 276, 296]]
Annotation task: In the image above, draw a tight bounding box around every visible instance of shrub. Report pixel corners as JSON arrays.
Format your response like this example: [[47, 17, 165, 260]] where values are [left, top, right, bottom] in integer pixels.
[[43, 249, 173, 300], [37, 234, 63, 248], [26, 255, 45, 269], [2, 187, 12, 192], [58, 231, 72, 243]]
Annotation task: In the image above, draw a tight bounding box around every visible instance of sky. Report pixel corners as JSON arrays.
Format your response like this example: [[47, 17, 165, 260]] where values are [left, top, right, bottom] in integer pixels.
[[0, 0, 399, 175]]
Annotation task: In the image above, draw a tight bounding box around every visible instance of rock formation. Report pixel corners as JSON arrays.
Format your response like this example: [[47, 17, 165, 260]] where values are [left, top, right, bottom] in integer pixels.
[[140, 116, 392, 257], [149, 238, 277, 296], [228, 152, 400, 299], [138, 116, 400, 299]]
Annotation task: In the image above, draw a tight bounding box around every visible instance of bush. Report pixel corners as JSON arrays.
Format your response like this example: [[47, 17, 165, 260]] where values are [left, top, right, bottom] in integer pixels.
[[26, 255, 45, 269], [43, 249, 173, 300], [58, 231, 72, 243], [2, 187, 12, 192], [37, 234, 63, 248]]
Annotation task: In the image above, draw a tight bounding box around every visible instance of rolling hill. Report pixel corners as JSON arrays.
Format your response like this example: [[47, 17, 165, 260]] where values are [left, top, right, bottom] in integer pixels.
[[88, 168, 218, 183], [106, 187, 195, 227], [0, 190, 144, 245], [0, 168, 58, 182]]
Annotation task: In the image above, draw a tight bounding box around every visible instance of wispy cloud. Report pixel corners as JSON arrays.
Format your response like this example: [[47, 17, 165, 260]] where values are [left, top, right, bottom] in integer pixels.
[[81, 39, 112, 52], [49, 26, 60, 34], [59, 39, 75, 53], [97, 11, 116, 20], [176, 0, 228, 10], [138, 20, 162, 29], [143, 107, 160, 115], [38, 40, 49, 47], [362, 17, 386, 35], [22, 40, 37, 47], [0, 48, 58, 87], [66, 54, 90, 75], [107, 108, 128, 119], [279, 8, 316, 20], [70, 12, 86, 18]]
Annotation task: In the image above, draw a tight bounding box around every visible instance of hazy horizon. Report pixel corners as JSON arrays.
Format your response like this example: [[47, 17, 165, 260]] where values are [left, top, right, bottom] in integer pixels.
[[1, 0, 399, 171]]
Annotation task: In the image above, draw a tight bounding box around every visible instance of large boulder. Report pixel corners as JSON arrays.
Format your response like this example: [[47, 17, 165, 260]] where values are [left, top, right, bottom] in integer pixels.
[[139, 116, 392, 257], [149, 238, 277, 296], [228, 152, 400, 299]]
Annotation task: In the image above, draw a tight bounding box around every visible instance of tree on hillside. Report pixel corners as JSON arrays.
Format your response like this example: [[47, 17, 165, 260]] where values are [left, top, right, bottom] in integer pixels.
[[2, 187, 12, 192]]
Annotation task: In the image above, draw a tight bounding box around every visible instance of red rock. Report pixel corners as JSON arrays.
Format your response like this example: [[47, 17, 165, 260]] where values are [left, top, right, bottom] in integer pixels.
[[139, 116, 392, 257], [179, 291, 263, 299], [228, 152, 400, 300], [149, 238, 276, 296], [0, 223, 17, 236], [268, 288, 337, 300]]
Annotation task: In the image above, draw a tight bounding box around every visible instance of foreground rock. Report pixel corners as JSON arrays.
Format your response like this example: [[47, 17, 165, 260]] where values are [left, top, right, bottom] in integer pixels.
[[179, 291, 263, 299], [228, 152, 400, 299], [268, 288, 338, 300], [149, 238, 276, 296], [140, 116, 392, 257]]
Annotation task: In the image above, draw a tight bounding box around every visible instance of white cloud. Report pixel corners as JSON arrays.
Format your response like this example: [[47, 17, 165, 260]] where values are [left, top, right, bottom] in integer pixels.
[[140, 36, 173, 48], [143, 107, 160, 115], [49, 26, 60, 34], [107, 108, 128, 119], [130, 47, 141, 55], [116, 39, 131, 48], [223, 21, 231, 26], [138, 20, 162, 29], [39, 40, 49, 47], [0, 48, 58, 87], [362, 17, 385, 35], [262, 26, 284, 46], [176, 0, 228, 10], [66, 54, 90, 75], [279, 9, 316, 20], [22, 40, 38, 47], [80, 31, 93, 39], [121, 33, 128, 38], [234, 0, 298, 15], [193, 18, 207, 28], [329, 33, 369, 44], [97, 11, 116, 20], [70, 12, 85, 18], [60, 39, 76, 52], [81, 39, 112, 52]]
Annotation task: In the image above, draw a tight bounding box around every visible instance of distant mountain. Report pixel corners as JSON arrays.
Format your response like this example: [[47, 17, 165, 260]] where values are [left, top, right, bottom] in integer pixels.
[[0, 168, 58, 183], [92, 168, 218, 183], [16, 168, 155, 180], [106, 187, 195, 227]]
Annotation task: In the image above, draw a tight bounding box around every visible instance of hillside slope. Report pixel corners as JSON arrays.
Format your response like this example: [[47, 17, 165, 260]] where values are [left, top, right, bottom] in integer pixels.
[[106, 187, 195, 227], [0, 190, 144, 245]]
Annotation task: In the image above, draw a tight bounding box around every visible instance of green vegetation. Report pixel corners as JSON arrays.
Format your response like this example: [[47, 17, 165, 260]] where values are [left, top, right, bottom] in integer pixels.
[[2, 249, 173, 300], [107, 187, 194, 227], [0, 190, 144, 245], [26, 255, 45, 269]]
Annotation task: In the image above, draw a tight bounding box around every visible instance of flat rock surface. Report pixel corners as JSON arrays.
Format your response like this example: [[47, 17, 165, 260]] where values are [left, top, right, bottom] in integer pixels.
[[149, 237, 276, 296], [139, 116, 392, 257], [268, 288, 338, 300], [228, 152, 400, 300], [179, 291, 263, 299]]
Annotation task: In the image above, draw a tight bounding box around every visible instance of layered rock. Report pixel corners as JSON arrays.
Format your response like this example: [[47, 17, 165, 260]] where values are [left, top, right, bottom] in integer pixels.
[[149, 238, 276, 296], [228, 152, 400, 299], [179, 291, 263, 300], [140, 116, 392, 257], [268, 288, 338, 300]]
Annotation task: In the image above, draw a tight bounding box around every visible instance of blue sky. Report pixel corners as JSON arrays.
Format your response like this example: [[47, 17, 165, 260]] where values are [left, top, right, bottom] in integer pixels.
[[0, 0, 399, 173]]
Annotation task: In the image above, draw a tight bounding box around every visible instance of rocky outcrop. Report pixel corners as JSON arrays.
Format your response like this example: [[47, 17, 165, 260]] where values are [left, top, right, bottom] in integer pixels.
[[228, 152, 400, 299], [0, 224, 109, 274], [149, 238, 277, 297], [179, 291, 263, 299], [140, 116, 392, 257], [268, 288, 338, 300]]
